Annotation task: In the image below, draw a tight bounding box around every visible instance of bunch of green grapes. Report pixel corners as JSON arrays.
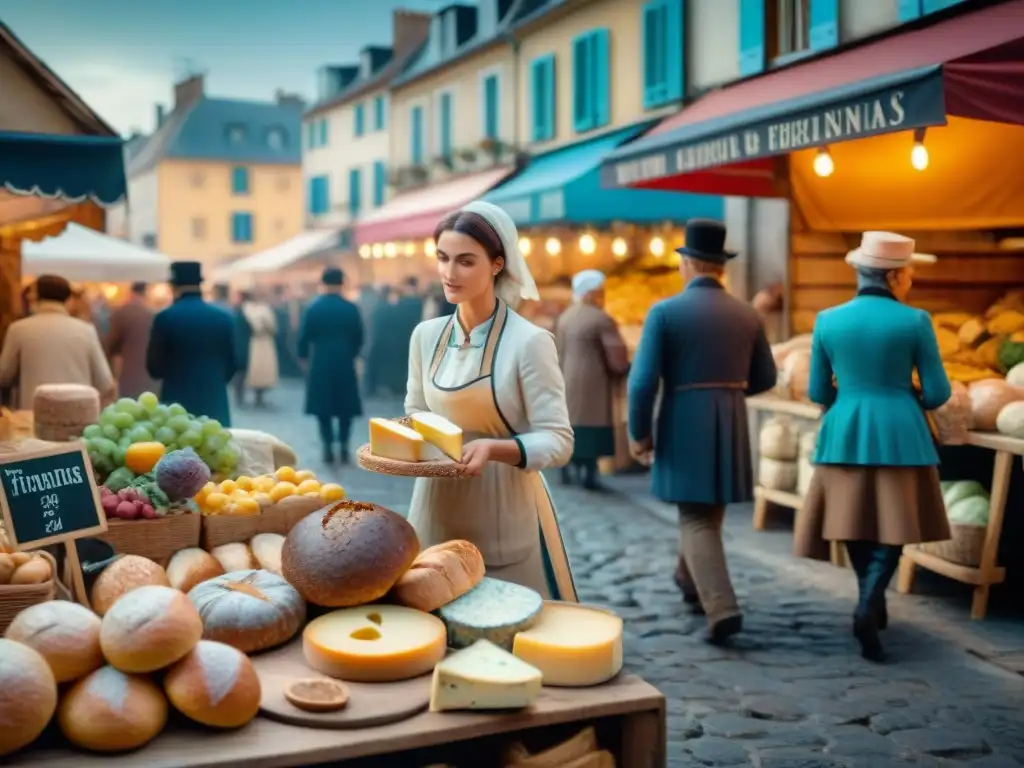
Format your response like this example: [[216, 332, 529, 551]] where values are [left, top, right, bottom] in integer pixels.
[[81, 392, 240, 477]]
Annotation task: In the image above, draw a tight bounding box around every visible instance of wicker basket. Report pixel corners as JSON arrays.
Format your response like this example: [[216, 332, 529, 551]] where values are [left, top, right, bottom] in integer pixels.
[[920, 523, 986, 567], [0, 551, 59, 634], [202, 495, 324, 549], [95, 514, 202, 567]]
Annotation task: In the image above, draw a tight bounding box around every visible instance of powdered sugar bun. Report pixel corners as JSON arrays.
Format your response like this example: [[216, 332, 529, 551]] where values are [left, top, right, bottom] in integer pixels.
[[4, 600, 103, 682], [58, 666, 168, 752], [91, 554, 170, 616], [0, 638, 58, 756], [163, 640, 261, 728], [100, 585, 203, 673]]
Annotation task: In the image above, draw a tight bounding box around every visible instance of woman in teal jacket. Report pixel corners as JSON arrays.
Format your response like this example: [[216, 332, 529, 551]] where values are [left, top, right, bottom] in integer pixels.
[[794, 232, 951, 663]]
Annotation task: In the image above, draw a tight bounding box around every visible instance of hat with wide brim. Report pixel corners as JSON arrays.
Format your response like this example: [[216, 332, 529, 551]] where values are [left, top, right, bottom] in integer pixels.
[[845, 231, 937, 270], [674, 219, 737, 264]]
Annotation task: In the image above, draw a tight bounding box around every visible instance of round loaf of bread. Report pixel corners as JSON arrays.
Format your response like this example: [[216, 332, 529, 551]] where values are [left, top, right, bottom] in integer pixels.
[[5, 600, 103, 682], [100, 585, 203, 673], [91, 555, 170, 616], [389, 539, 485, 612], [282, 501, 419, 607], [166, 548, 224, 593], [188, 569, 305, 653], [0, 638, 58, 757], [58, 666, 167, 752], [249, 533, 284, 575], [163, 640, 261, 728], [209, 542, 256, 573]]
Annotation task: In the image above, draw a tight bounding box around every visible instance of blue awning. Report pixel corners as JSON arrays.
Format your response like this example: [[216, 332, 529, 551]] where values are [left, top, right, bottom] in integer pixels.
[[0, 131, 127, 206], [483, 123, 722, 227]]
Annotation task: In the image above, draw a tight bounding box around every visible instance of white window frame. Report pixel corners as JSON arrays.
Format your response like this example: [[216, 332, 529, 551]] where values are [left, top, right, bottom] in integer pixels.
[[477, 65, 504, 142]]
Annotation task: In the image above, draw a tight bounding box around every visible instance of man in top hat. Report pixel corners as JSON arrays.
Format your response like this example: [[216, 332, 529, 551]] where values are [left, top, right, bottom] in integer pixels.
[[297, 267, 365, 464], [627, 219, 777, 644], [146, 261, 239, 426]]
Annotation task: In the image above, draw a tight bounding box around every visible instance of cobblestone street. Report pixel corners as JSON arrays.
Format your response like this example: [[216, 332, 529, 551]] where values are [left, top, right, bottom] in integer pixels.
[[235, 383, 1024, 768]]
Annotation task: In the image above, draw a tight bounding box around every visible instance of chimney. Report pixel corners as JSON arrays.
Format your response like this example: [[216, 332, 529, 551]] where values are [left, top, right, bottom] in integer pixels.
[[174, 74, 205, 110], [392, 10, 432, 56], [155, 104, 165, 129], [275, 89, 305, 109]]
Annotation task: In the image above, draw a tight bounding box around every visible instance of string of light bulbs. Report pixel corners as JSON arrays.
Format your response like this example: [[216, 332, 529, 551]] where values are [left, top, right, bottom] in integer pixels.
[[813, 127, 930, 178]]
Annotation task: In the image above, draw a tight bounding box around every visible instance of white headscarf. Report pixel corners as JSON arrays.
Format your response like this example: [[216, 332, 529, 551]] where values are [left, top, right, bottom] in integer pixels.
[[572, 269, 606, 302], [459, 200, 540, 310]]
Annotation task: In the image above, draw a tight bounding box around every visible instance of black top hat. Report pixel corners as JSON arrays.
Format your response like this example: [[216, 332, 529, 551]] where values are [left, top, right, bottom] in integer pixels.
[[321, 267, 344, 286], [169, 261, 203, 286], [675, 219, 736, 264]]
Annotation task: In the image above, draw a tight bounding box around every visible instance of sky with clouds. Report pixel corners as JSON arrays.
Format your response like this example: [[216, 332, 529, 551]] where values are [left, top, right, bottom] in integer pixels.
[[0, 0, 465, 135]]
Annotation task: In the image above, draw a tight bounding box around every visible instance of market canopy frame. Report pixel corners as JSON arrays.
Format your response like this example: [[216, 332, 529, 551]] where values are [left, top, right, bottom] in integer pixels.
[[21, 223, 170, 283]]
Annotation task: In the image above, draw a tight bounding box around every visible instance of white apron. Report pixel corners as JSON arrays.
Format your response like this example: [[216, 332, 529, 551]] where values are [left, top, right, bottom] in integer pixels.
[[407, 304, 577, 601]]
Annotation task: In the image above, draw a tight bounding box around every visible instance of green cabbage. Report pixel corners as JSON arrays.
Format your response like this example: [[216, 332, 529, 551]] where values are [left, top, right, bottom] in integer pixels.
[[943, 480, 987, 508], [999, 338, 1024, 372], [104, 466, 136, 493], [948, 496, 990, 526], [940, 480, 954, 495]]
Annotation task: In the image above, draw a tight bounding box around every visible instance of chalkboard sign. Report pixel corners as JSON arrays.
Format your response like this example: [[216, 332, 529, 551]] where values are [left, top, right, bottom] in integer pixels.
[[0, 442, 107, 549]]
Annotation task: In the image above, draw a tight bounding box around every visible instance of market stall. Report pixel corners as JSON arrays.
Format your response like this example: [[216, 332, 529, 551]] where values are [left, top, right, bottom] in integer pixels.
[[214, 228, 366, 291]]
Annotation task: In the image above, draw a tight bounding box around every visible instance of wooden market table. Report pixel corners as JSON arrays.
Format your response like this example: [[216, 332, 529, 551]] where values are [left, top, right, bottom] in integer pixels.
[[745, 394, 1024, 620], [8, 673, 666, 768]]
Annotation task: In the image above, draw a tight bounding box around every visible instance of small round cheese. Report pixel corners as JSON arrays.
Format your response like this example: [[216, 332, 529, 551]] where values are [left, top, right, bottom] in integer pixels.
[[437, 577, 542, 650], [58, 666, 168, 752], [164, 641, 261, 728], [4, 600, 103, 682], [0, 639, 58, 757], [512, 603, 624, 687], [100, 585, 203, 673]]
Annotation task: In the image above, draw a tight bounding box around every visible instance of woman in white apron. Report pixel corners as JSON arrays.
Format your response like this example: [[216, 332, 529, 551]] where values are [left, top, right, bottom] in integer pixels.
[[405, 201, 577, 601]]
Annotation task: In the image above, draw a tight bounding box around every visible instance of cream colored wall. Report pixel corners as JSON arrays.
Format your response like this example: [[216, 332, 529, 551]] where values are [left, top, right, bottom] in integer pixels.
[[389, 43, 516, 169], [0, 52, 80, 134], [156, 160, 303, 267], [303, 87, 390, 227]]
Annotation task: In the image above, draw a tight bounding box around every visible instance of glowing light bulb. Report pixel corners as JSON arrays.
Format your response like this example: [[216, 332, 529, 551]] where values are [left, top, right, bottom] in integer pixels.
[[403, 241, 415, 257], [425, 239, 436, 257], [545, 237, 561, 256], [911, 142, 929, 171], [579, 234, 596, 254], [358, 244, 371, 259], [384, 242, 397, 258], [649, 236, 665, 257], [371, 244, 384, 259], [611, 237, 628, 259], [813, 148, 834, 178], [519, 237, 531, 256]]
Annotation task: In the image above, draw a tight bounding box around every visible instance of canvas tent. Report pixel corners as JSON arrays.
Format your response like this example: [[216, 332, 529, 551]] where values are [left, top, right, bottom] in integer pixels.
[[21, 223, 170, 282]]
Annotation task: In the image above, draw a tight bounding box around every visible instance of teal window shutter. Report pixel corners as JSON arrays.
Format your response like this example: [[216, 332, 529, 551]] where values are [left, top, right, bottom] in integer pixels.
[[923, 0, 964, 12], [642, 0, 683, 110], [307, 178, 316, 214], [308, 177, 329, 215], [319, 119, 328, 146], [411, 106, 424, 165], [530, 55, 556, 142], [484, 75, 499, 139], [809, 0, 839, 51], [543, 56, 555, 140], [354, 103, 365, 137], [373, 161, 386, 208], [231, 166, 249, 195], [592, 29, 610, 129], [440, 93, 453, 158], [572, 33, 593, 133], [374, 95, 386, 130], [349, 168, 361, 218], [738, 0, 765, 76], [898, 0, 922, 20], [231, 213, 253, 243], [306, 122, 315, 149]]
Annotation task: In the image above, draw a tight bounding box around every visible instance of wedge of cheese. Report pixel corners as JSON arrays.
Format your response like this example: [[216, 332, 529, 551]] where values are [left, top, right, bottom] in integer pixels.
[[429, 639, 542, 712], [303, 604, 447, 682], [512, 603, 623, 687], [410, 412, 463, 460], [369, 418, 425, 462]]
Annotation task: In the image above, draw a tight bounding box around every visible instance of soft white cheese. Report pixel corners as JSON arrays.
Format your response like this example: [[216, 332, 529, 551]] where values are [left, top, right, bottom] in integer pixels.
[[429, 639, 542, 712]]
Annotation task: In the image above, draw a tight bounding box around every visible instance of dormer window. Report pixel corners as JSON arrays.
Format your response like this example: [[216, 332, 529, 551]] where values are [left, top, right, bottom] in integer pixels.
[[226, 124, 247, 144], [266, 127, 288, 150]]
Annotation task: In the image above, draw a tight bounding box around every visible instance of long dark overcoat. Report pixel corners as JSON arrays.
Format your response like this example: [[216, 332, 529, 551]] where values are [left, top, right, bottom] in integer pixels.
[[627, 277, 777, 505], [298, 293, 364, 419], [146, 294, 238, 426]]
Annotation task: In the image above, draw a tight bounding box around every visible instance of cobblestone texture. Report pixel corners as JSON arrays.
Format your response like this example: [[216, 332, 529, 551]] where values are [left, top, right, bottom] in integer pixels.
[[235, 384, 1024, 767]]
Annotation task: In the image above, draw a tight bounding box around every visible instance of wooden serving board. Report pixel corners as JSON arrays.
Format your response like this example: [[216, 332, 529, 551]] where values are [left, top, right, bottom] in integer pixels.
[[251, 640, 432, 730], [356, 443, 466, 479]]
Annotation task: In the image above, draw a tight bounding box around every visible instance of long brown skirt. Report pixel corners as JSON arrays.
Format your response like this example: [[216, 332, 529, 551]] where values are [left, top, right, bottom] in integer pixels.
[[794, 464, 951, 561]]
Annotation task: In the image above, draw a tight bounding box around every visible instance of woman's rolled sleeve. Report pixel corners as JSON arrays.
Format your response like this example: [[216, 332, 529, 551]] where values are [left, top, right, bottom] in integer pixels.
[[515, 331, 574, 471]]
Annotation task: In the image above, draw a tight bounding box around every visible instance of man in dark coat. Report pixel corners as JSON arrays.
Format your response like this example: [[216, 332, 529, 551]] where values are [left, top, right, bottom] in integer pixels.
[[146, 262, 238, 426], [298, 267, 364, 464], [628, 219, 777, 645]]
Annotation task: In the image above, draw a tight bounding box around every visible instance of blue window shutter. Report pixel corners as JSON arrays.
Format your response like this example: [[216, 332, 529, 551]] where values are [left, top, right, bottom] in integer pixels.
[[738, 0, 765, 76], [530, 56, 556, 142], [898, 0, 922, 20], [665, 0, 684, 102], [543, 57, 555, 140], [572, 34, 592, 133], [642, 0, 665, 108], [923, 0, 964, 12], [592, 29, 610, 129], [319, 119, 328, 146], [232, 166, 249, 194], [354, 104, 364, 137], [484, 76, 499, 139], [809, 0, 839, 51], [306, 123, 315, 149], [374, 96, 386, 130], [440, 93, 453, 157], [373, 161, 386, 207], [232, 213, 253, 243], [411, 106, 423, 165], [349, 169, 361, 217]]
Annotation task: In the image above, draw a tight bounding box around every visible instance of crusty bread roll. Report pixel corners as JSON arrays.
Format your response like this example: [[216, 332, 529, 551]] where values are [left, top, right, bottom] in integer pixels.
[[188, 569, 305, 653], [0, 552, 15, 584], [210, 542, 256, 573], [249, 533, 284, 575], [166, 548, 224, 593], [100, 585, 203, 673], [0, 638, 58, 757], [5, 600, 103, 682], [282, 500, 419, 607], [91, 554, 170, 616], [390, 539, 485, 612], [164, 640, 261, 728], [58, 666, 168, 753], [10, 555, 52, 584]]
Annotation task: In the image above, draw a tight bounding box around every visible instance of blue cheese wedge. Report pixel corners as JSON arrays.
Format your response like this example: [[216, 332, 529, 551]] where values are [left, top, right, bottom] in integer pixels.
[[436, 577, 542, 650], [429, 639, 542, 712]]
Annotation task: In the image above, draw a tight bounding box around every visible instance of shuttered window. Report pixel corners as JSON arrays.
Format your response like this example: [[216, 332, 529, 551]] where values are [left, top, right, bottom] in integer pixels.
[[571, 28, 610, 134]]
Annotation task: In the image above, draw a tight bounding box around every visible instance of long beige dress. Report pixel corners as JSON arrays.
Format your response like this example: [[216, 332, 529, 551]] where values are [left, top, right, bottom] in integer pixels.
[[241, 302, 279, 390]]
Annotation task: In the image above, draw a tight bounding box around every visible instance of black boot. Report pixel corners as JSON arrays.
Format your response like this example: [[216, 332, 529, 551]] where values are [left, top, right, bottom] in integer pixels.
[[853, 544, 902, 662], [673, 564, 705, 615], [560, 466, 574, 486], [322, 446, 335, 465], [581, 460, 605, 492]]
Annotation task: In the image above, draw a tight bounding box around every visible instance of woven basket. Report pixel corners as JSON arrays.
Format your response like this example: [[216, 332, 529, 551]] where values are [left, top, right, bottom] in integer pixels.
[[0, 550, 59, 634], [920, 523, 986, 567], [202, 495, 324, 549], [95, 514, 202, 567]]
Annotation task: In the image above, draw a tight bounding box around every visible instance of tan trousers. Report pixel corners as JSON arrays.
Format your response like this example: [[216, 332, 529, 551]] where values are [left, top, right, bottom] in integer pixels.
[[676, 504, 740, 624]]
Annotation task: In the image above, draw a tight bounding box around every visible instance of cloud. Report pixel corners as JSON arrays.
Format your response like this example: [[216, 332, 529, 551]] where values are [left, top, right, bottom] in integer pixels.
[[54, 60, 174, 135]]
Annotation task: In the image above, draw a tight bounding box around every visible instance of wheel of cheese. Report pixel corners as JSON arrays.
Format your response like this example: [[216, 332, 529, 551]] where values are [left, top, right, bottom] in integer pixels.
[[302, 604, 447, 682], [91, 554, 170, 616], [166, 548, 224, 593], [437, 577, 542, 650], [58, 666, 168, 753], [282, 500, 419, 607], [4, 600, 103, 682], [512, 603, 623, 687], [163, 640, 261, 728], [100, 585, 203, 673], [0, 638, 58, 757], [32, 383, 100, 441], [188, 569, 305, 653]]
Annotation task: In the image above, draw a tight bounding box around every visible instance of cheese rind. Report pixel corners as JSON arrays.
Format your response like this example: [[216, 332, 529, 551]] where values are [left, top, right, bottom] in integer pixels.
[[512, 603, 623, 687], [302, 604, 446, 682], [410, 412, 463, 461], [369, 418, 425, 462], [429, 639, 542, 712], [437, 577, 542, 651]]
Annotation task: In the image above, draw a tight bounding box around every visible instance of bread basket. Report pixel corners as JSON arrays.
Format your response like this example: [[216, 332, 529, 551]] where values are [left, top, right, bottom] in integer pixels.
[[0, 550, 60, 634], [920, 523, 986, 567], [201, 495, 324, 549], [95, 514, 202, 567]]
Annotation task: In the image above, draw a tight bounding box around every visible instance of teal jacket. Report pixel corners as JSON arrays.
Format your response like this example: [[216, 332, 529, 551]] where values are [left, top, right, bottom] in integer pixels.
[[809, 288, 951, 467]]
